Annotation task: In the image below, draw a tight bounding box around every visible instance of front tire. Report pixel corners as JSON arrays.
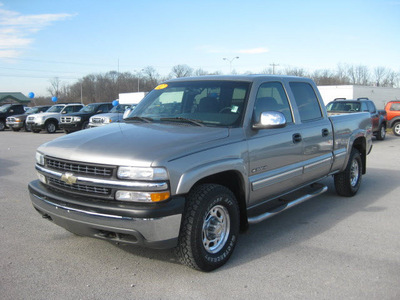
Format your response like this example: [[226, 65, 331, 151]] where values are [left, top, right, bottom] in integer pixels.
[[175, 184, 240, 272], [45, 121, 57, 133], [334, 148, 362, 197], [0, 120, 5, 131], [393, 122, 400, 136]]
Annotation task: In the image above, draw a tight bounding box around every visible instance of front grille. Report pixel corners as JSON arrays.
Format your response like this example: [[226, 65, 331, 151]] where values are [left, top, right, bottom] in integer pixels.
[[60, 116, 72, 123], [7, 117, 15, 122], [48, 177, 111, 195], [91, 117, 104, 124], [46, 157, 114, 177]]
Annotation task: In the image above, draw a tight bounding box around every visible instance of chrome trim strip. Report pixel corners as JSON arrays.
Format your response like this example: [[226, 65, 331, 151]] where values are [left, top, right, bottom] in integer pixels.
[[36, 164, 168, 191], [303, 156, 332, 173], [252, 167, 303, 191], [32, 192, 132, 220]]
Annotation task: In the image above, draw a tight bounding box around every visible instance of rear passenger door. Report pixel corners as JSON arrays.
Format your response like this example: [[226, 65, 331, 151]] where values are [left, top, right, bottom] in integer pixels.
[[247, 81, 304, 206], [289, 81, 334, 183]]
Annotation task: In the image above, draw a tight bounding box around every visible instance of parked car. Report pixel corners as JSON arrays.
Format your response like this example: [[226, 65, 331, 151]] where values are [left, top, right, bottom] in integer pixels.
[[29, 75, 373, 271], [326, 97, 387, 140], [88, 104, 132, 128], [384, 100, 400, 136], [6, 105, 51, 132], [0, 103, 26, 131], [26, 103, 84, 133], [59, 102, 113, 134]]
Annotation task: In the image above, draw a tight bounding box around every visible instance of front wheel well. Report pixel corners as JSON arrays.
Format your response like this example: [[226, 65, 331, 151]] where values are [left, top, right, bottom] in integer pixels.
[[193, 171, 248, 230]]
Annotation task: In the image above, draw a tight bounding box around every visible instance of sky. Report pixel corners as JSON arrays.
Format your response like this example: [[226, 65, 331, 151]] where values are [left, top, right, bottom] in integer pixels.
[[0, 0, 399, 97]]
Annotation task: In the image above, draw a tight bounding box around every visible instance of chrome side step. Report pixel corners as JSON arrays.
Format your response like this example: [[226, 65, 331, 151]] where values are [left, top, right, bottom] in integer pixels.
[[248, 185, 328, 224]]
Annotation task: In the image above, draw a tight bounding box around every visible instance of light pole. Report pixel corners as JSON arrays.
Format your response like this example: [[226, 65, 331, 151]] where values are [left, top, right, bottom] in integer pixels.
[[136, 69, 144, 92], [223, 56, 239, 74]]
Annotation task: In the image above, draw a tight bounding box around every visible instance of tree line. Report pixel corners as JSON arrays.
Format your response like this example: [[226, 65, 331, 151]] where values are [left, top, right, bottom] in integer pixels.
[[32, 63, 399, 105]]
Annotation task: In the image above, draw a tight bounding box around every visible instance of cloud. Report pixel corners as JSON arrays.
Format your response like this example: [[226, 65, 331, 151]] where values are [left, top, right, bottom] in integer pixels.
[[0, 3, 76, 58], [238, 47, 269, 54]]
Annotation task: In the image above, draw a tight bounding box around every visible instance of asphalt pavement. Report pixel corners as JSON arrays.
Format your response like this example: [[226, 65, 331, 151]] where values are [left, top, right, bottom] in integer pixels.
[[1, 130, 399, 299]]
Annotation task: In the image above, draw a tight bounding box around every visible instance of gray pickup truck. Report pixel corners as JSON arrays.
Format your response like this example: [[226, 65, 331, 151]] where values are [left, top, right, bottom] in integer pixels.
[[29, 75, 372, 271]]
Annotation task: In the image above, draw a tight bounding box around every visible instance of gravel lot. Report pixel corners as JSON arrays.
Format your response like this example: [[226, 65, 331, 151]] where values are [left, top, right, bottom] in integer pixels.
[[1, 130, 399, 299]]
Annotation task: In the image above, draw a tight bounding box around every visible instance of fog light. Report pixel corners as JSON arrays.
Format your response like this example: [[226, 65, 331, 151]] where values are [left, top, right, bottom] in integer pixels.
[[37, 172, 46, 184], [115, 190, 170, 202]]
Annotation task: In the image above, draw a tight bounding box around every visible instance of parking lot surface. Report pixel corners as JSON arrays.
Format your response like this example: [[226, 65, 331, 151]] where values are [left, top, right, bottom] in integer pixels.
[[1, 130, 399, 299]]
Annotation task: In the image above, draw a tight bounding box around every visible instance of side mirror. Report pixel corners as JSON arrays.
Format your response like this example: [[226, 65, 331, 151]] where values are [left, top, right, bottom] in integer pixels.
[[96, 110, 102, 113], [62, 111, 67, 114], [10, 109, 14, 113], [252, 111, 287, 130]]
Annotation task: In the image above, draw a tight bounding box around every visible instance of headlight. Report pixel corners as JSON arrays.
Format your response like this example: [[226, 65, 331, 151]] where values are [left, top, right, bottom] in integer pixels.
[[35, 152, 44, 165], [115, 190, 170, 202], [72, 117, 81, 122], [103, 117, 111, 124], [117, 166, 168, 180], [14, 118, 21, 122]]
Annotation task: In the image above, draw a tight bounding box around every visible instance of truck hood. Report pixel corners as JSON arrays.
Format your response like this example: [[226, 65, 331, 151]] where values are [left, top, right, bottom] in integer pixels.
[[30, 112, 59, 118], [38, 122, 230, 167]]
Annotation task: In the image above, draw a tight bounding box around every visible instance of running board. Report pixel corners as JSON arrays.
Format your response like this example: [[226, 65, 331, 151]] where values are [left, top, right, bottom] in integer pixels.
[[248, 185, 328, 224]]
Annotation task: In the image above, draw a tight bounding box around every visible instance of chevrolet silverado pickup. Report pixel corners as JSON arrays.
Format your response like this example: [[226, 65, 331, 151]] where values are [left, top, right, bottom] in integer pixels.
[[29, 75, 373, 271], [326, 97, 387, 140]]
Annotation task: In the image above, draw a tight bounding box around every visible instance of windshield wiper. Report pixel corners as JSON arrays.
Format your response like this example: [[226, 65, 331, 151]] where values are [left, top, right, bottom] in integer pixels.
[[124, 116, 153, 123], [160, 117, 205, 127]]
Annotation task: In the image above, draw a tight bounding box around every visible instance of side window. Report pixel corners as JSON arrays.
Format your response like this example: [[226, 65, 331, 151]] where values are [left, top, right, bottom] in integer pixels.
[[289, 82, 322, 122], [98, 104, 108, 112], [366, 102, 376, 113], [391, 103, 400, 111], [73, 105, 82, 112], [361, 102, 368, 111], [254, 82, 293, 123]]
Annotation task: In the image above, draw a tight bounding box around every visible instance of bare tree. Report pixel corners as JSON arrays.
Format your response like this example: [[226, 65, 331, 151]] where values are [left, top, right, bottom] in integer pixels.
[[47, 77, 62, 98], [170, 64, 193, 78]]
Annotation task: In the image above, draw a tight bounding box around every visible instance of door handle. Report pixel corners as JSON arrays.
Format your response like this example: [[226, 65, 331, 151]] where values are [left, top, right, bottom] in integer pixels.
[[292, 133, 302, 143], [322, 128, 329, 137]]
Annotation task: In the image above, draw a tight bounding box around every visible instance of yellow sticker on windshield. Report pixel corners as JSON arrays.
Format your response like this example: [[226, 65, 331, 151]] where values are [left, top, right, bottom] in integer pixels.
[[155, 83, 168, 90]]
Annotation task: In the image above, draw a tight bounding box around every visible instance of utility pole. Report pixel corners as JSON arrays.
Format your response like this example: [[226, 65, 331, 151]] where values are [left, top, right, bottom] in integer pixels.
[[270, 63, 279, 75]]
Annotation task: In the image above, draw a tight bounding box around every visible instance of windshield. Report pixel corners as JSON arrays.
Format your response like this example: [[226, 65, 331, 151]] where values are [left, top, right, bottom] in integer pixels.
[[0, 104, 11, 112], [109, 104, 131, 113], [126, 80, 250, 127], [80, 104, 96, 113], [26, 107, 39, 114], [46, 105, 64, 113], [326, 101, 361, 112]]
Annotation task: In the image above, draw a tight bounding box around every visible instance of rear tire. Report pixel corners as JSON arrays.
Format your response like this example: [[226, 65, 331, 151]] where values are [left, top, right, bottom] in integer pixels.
[[175, 184, 240, 272], [393, 122, 400, 136], [376, 124, 386, 140], [334, 148, 362, 197]]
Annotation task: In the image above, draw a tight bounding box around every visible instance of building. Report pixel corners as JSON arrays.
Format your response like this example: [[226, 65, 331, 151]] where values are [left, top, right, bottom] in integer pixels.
[[0, 92, 31, 105], [318, 85, 400, 109]]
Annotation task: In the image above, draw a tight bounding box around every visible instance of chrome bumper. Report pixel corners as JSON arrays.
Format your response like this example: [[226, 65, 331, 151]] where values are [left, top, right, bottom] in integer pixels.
[[28, 180, 183, 249]]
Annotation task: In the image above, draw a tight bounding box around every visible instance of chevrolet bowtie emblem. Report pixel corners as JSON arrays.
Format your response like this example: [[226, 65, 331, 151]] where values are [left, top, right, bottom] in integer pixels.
[[60, 172, 77, 185]]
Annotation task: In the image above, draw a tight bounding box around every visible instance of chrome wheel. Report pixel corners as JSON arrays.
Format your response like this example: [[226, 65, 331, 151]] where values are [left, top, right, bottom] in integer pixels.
[[350, 158, 360, 187], [394, 123, 400, 136], [380, 126, 386, 138], [202, 204, 230, 254]]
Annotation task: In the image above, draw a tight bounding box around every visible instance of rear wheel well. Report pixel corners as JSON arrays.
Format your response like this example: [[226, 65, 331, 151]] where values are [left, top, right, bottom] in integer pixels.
[[194, 171, 248, 230], [352, 137, 367, 174]]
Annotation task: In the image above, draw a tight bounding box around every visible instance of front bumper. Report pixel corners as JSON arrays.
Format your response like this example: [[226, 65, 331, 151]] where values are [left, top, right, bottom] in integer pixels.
[[59, 122, 81, 131], [6, 121, 24, 129], [28, 122, 45, 130], [28, 180, 184, 249]]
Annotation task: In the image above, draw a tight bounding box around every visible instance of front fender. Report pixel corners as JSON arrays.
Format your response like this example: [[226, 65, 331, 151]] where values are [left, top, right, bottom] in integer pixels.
[[175, 158, 248, 196]]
